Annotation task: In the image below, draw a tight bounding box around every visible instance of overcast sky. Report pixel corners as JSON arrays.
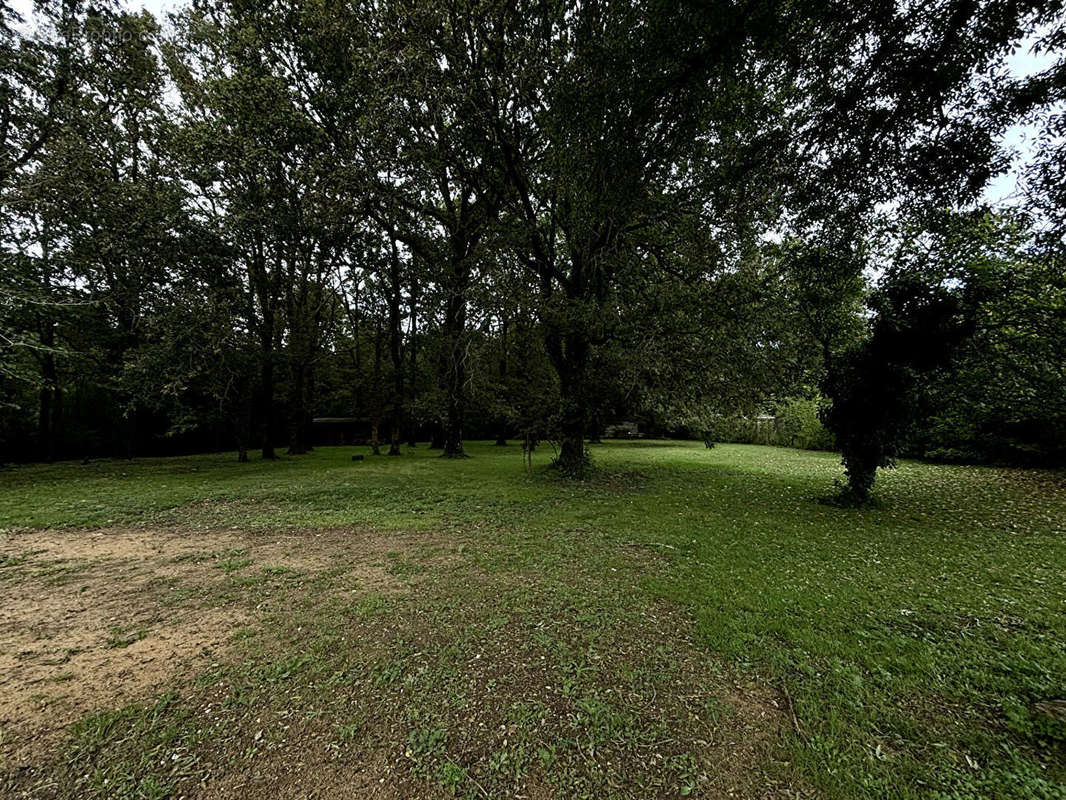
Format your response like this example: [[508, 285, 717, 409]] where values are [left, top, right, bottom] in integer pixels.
[[11, 0, 1059, 206], [119, 0, 178, 16]]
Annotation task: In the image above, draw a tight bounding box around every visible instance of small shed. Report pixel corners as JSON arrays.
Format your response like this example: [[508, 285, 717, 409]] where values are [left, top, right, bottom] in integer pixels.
[[604, 421, 641, 439]]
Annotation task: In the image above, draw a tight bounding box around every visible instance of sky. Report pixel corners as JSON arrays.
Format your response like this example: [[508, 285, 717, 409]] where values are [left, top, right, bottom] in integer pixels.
[[9, 0, 178, 27], [986, 39, 1060, 205], [120, 0, 177, 16], [10, 0, 1060, 206]]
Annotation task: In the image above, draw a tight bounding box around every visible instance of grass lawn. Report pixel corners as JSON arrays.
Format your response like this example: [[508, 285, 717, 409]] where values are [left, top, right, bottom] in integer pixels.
[[1, 441, 1064, 799]]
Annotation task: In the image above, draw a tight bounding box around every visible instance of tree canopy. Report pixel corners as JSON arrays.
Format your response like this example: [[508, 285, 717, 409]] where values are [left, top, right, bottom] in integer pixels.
[[2, 0, 1064, 495]]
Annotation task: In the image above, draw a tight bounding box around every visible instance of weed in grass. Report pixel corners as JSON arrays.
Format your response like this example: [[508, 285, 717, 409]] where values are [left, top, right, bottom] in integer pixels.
[[333, 721, 363, 743], [347, 597, 390, 618], [105, 626, 148, 649], [437, 760, 471, 797], [386, 552, 426, 577], [261, 565, 300, 577], [62, 694, 204, 800], [256, 653, 312, 684], [170, 551, 210, 564], [372, 657, 406, 688], [702, 694, 731, 724], [214, 556, 252, 573], [229, 573, 266, 587], [406, 726, 448, 762]]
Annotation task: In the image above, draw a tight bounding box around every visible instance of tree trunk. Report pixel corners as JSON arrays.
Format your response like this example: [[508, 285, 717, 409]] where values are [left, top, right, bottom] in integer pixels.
[[51, 384, 63, 459], [234, 380, 253, 462], [429, 425, 444, 449], [348, 278, 364, 419], [387, 236, 405, 456], [440, 255, 469, 459], [287, 421, 305, 455], [442, 399, 467, 458], [304, 368, 316, 452], [38, 352, 59, 463], [236, 413, 250, 462], [407, 281, 419, 447], [546, 327, 591, 476], [36, 225, 60, 463], [557, 415, 588, 475], [248, 228, 280, 461], [495, 318, 509, 447], [372, 321, 384, 456], [38, 382, 54, 462], [122, 410, 137, 460], [260, 347, 277, 459], [588, 415, 603, 444], [284, 359, 314, 455], [287, 360, 309, 455]]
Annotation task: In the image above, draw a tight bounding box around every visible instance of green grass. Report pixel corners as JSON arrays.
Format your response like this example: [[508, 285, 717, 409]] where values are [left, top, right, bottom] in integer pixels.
[[2, 441, 1065, 798]]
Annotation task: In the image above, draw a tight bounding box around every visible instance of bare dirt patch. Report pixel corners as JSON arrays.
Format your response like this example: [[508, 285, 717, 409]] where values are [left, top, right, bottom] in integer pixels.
[[0, 525, 422, 770], [205, 731, 417, 800]]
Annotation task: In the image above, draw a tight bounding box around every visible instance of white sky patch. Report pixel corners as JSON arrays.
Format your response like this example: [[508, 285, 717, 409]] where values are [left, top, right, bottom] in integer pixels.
[[10, 0, 177, 25], [984, 30, 1062, 207]]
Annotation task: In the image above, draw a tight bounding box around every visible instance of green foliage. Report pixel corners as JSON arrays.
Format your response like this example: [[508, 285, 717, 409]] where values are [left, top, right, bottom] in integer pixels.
[[913, 212, 1066, 465], [773, 398, 836, 451], [3, 0, 1062, 473], [689, 399, 834, 452]]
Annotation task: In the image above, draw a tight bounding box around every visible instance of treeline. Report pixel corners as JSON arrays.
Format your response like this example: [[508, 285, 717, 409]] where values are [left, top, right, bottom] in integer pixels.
[[2, 1, 1064, 496]]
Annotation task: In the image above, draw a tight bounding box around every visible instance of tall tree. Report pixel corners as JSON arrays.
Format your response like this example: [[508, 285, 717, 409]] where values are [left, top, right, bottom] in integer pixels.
[[349, 0, 505, 458], [29, 8, 185, 458], [169, 0, 351, 458], [0, 0, 110, 188]]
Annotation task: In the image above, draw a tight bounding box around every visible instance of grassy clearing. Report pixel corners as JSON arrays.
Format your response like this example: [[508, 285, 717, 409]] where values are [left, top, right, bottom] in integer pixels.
[[1, 441, 1064, 798]]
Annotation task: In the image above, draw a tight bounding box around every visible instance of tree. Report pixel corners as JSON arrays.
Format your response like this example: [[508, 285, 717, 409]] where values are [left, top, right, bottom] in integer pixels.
[[1, 1, 116, 461], [821, 263, 976, 500], [1, 0, 1059, 476], [912, 211, 1066, 463], [347, 0, 505, 458], [2, 7, 185, 459], [0, 0, 110, 188], [169, 0, 352, 459], [471, 0, 793, 473]]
